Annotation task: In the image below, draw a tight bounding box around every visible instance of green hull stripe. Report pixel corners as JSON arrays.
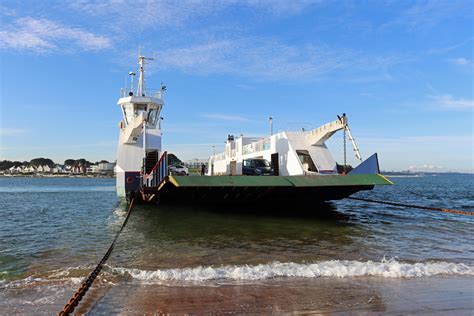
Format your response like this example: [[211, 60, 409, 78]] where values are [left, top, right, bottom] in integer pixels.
[[168, 174, 392, 188]]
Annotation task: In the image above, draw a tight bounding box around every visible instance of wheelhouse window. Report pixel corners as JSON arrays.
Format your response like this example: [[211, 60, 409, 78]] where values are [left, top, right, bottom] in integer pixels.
[[133, 104, 146, 117], [122, 104, 134, 125], [148, 109, 159, 127]]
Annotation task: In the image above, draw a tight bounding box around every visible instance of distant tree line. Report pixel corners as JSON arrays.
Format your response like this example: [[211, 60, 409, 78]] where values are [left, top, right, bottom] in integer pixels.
[[0, 158, 111, 171], [1, 154, 180, 171]]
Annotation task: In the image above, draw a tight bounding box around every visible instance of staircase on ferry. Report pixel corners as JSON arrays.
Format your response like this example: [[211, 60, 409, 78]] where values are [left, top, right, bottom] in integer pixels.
[[142, 150, 158, 188], [142, 150, 168, 189], [144, 150, 159, 174]]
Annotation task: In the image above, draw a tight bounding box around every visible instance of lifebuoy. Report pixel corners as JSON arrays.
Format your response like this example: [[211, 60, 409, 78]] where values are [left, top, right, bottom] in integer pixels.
[[126, 176, 134, 184]]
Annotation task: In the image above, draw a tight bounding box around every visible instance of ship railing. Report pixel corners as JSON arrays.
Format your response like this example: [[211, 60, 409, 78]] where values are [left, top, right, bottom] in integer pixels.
[[213, 153, 226, 161], [143, 151, 168, 188], [120, 88, 164, 99], [242, 138, 271, 155]]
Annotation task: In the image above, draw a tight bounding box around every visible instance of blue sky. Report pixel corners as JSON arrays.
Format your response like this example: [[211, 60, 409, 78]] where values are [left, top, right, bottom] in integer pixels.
[[0, 0, 472, 172]]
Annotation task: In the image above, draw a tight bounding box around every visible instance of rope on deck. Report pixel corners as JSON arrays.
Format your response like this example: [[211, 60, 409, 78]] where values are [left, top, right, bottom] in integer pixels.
[[58, 197, 136, 316], [348, 197, 473, 216]]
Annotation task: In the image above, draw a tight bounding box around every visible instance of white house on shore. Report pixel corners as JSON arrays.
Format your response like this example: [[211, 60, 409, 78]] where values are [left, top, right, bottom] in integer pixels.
[[86, 165, 99, 173], [98, 162, 115, 172], [36, 165, 51, 173]]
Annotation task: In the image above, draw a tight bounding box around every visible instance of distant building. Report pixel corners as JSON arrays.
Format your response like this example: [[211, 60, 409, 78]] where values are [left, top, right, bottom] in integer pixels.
[[86, 165, 99, 173], [23, 165, 37, 173], [37, 165, 52, 173], [98, 162, 115, 172], [9, 166, 22, 174], [52, 165, 67, 174], [72, 165, 87, 173], [183, 159, 208, 169]]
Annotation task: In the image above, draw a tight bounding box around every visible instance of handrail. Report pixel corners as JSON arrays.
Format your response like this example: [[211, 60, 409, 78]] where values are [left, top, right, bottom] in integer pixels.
[[143, 151, 168, 188], [145, 151, 167, 179]]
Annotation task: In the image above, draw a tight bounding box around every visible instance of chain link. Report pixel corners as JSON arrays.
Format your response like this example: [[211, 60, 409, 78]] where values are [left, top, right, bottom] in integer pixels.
[[349, 197, 473, 216], [59, 198, 136, 316]]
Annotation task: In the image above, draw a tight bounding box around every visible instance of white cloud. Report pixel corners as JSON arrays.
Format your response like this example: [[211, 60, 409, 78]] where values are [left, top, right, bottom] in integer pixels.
[[449, 57, 472, 67], [235, 83, 256, 90], [68, 0, 320, 31], [0, 17, 112, 52], [0, 128, 26, 136], [450, 57, 470, 66], [431, 94, 473, 110], [242, 0, 322, 16], [408, 164, 445, 171], [154, 38, 400, 81], [202, 113, 254, 122], [382, 1, 470, 31], [360, 135, 473, 145]]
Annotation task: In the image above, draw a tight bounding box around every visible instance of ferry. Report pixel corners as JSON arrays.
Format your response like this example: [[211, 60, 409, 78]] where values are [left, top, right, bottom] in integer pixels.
[[115, 56, 392, 205]]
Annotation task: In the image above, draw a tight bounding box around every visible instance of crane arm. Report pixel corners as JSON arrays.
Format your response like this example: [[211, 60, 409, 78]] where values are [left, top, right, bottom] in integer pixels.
[[306, 117, 346, 146], [306, 114, 363, 161]]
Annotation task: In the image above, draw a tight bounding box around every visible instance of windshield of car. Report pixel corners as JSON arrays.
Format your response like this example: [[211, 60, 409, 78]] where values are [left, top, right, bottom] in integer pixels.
[[252, 159, 270, 167]]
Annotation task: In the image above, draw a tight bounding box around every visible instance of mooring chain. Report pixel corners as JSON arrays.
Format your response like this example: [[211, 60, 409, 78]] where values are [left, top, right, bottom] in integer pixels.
[[59, 198, 136, 316], [348, 197, 473, 217], [343, 127, 347, 172]]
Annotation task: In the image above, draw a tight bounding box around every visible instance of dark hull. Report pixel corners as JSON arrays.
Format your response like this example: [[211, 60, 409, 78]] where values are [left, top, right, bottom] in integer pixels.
[[138, 174, 392, 207], [150, 184, 374, 206]]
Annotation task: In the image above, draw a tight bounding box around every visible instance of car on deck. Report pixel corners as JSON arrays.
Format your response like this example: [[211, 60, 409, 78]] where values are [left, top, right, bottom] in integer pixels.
[[169, 165, 189, 176], [242, 158, 273, 176]]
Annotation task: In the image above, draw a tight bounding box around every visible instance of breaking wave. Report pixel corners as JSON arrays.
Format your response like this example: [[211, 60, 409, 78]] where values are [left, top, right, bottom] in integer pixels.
[[111, 259, 474, 282]]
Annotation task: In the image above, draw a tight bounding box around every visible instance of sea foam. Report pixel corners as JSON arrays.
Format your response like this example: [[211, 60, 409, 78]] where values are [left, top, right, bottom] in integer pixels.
[[111, 259, 474, 282]]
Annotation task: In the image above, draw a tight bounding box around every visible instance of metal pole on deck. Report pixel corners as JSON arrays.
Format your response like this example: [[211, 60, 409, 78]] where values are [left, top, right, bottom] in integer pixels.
[[269, 116, 273, 136], [211, 145, 215, 176], [143, 123, 147, 159]]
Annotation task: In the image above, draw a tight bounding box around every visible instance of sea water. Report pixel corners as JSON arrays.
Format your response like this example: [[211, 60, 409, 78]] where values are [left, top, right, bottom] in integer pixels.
[[0, 174, 473, 312]]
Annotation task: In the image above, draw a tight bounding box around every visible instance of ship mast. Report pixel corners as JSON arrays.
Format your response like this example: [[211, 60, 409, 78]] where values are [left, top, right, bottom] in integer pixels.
[[137, 55, 154, 97]]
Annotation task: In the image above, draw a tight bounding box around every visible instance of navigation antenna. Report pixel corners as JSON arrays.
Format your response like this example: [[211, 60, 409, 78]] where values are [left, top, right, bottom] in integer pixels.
[[128, 72, 136, 95], [137, 55, 154, 97]]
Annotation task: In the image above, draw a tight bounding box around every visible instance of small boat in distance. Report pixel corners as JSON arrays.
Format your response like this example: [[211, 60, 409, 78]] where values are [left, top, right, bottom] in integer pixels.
[[115, 56, 391, 205]]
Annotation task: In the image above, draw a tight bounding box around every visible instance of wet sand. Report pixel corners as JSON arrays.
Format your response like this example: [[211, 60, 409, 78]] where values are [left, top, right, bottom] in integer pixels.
[[3, 276, 472, 314]]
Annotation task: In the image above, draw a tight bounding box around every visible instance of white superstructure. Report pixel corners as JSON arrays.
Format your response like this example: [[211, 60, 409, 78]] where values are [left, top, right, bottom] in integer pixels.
[[208, 115, 362, 176], [116, 56, 166, 198]]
